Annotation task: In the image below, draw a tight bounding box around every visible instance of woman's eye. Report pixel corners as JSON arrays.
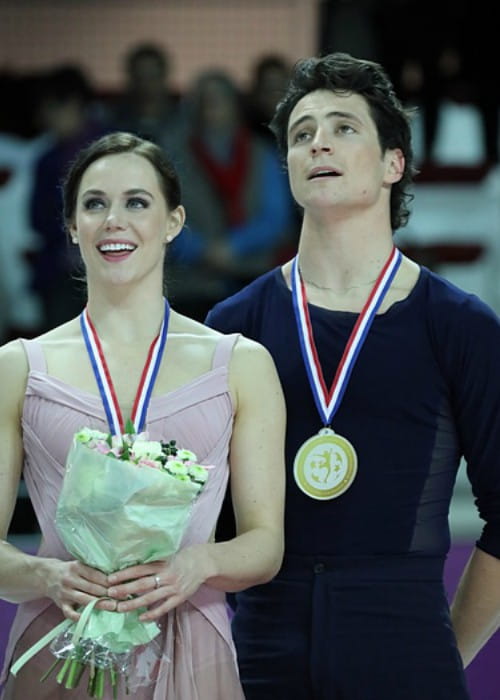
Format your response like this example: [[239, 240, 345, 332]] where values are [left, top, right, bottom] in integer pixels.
[[83, 197, 105, 210], [127, 197, 148, 209]]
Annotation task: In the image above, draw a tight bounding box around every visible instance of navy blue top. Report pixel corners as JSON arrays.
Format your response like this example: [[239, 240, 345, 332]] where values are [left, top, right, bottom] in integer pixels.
[[206, 265, 500, 560]]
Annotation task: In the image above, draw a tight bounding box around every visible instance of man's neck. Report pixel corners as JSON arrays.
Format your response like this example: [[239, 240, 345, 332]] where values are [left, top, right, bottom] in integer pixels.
[[296, 223, 394, 296]]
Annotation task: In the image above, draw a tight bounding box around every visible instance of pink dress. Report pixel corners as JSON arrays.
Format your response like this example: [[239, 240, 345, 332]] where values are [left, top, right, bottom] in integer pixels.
[[1, 334, 245, 699]]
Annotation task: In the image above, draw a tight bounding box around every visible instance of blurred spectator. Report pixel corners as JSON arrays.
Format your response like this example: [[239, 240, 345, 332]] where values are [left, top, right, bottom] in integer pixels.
[[29, 64, 109, 331], [109, 42, 181, 144], [376, 0, 446, 164], [164, 69, 295, 321], [0, 131, 49, 343], [245, 54, 291, 144], [0, 71, 42, 139], [376, 0, 493, 168], [428, 47, 486, 167], [0, 72, 51, 342]]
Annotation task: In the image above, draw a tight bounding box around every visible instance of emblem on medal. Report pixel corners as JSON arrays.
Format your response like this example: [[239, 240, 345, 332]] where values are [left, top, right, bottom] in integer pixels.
[[294, 427, 357, 500]]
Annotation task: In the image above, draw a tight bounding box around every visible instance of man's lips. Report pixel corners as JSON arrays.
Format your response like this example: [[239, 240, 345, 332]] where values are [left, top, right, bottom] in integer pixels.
[[308, 166, 341, 180]]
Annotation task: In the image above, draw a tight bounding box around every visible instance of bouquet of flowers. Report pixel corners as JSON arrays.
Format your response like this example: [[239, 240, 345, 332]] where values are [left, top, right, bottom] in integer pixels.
[[12, 423, 210, 698]]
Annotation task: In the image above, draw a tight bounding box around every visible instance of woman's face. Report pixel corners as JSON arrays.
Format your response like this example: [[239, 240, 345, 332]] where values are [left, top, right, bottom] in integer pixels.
[[71, 152, 184, 289]]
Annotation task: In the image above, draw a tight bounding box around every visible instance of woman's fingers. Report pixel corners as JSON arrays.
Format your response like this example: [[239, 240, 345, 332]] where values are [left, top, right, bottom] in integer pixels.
[[107, 560, 166, 586], [108, 571, 160, 599], [115, 584, 178, 617], [73, 561, 109, 587], [52, 560, 115, 620], [61, 601, 80, 622]]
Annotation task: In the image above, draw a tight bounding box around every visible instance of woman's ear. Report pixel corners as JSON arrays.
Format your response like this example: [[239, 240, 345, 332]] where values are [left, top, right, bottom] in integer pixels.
[[69, 222, 78, 244], [165, 205, 186, 244]]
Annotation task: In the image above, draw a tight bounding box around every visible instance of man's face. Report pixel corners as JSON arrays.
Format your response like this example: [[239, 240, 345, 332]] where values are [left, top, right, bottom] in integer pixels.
[[286, 89, 402, 215]]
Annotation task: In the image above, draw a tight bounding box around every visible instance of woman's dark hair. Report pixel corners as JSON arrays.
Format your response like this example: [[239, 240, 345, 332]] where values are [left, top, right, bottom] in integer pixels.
[[270, 52, 417, 230], [63, 131, 181, 228]]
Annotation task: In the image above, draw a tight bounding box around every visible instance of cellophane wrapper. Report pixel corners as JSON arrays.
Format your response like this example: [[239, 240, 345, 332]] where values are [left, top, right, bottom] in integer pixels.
[[50, 438, 203, 695]]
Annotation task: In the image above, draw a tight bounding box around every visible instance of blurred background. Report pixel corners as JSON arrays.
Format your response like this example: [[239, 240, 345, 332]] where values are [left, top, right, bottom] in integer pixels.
[[1, 1, 499, 697]]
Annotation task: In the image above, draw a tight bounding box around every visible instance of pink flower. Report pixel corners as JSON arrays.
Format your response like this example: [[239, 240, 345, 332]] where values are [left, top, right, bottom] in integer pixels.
[[138, 458, 161, 470]]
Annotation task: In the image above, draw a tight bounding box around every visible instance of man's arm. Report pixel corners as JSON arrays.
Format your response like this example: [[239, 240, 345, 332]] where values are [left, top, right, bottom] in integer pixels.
[[451, 546, 500, 667]]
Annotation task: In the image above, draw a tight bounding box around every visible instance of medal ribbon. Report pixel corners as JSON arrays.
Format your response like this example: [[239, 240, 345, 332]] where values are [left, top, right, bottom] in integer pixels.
[[80, 298, 170, 434], [291, 247, 402, 426]]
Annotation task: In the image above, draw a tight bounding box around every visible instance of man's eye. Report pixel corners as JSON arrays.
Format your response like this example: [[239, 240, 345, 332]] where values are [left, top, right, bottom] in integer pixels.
[[338, 123, 356, 135], [294, 130, 312, 143]]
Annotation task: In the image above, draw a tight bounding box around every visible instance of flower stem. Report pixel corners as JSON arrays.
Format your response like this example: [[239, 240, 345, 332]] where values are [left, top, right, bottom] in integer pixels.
[[110, 664, 118, 700], [87, 667, 96, 696], [94, 668, 105, 698], [65, 659, 85, 689], [56, 656, 73, 685], [40, 656, 62, 682]]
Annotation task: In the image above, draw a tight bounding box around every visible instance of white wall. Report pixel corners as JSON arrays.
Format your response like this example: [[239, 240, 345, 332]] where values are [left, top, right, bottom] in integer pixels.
[[0, 0, 320, 91]]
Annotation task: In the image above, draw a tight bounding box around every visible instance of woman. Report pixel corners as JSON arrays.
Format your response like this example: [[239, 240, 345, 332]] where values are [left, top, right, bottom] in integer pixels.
[[0, 131, 286, 699]]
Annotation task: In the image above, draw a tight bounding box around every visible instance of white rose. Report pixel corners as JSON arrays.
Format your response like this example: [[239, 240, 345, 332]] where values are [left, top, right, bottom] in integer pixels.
[[188, 465, 209, 484], [131, 440, 164, 461], [167, 460, 189, 476], [75, 428, 109, 444], [177, 449, 198, 462], [111, 434, 125, 450]]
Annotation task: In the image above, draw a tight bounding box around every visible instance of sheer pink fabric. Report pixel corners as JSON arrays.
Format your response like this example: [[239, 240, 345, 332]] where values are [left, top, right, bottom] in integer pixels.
[[1, 334, 244, 699]]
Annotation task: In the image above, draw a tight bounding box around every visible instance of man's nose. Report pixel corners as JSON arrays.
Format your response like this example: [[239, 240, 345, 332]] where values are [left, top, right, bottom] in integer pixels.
[[311, 128, 333, 154]]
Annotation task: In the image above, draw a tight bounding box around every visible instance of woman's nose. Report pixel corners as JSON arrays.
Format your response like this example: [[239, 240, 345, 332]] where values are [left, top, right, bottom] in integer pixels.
[[104, 208, 125, 230]]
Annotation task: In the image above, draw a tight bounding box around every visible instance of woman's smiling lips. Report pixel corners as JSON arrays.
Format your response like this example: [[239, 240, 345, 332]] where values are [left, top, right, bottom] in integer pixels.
[[97, 239, 137, 261]]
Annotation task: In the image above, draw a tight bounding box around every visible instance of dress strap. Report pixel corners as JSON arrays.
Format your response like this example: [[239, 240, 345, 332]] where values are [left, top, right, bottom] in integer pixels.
[[211, 333, 240, 370], [19, 338, 47, 373]]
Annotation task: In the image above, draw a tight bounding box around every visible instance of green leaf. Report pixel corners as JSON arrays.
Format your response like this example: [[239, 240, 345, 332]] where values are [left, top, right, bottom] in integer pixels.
[[124, 418, 136, 436]]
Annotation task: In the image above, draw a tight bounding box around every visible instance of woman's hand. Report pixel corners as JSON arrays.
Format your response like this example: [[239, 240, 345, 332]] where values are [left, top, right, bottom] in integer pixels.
[[45, 559, 115, 622], [107, 547, 208, 621]]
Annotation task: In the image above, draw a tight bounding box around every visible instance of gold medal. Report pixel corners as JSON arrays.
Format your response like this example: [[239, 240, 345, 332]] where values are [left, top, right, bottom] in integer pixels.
[[293, 428, 357, 500], [290, 248, 401, 501]]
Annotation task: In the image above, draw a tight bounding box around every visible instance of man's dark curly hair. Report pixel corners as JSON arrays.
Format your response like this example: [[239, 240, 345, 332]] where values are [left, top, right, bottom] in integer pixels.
[[270, 52, 417, 231]]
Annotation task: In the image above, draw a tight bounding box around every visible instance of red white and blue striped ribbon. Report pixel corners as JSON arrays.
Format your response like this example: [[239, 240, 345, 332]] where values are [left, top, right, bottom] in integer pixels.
[[291, 247, 402, 426], [80, 298, 170, 434]]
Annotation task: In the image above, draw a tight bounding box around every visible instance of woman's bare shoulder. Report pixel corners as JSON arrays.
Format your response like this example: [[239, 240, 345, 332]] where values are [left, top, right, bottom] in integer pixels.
[[36, 318, 81, 344], [169, 311, 222, 338], [169, 312, 270, 358], [0, 320, 81, 377], [0, 339, 30, 407], [230, 334, 276, 372], [0, 337, 28, 368]]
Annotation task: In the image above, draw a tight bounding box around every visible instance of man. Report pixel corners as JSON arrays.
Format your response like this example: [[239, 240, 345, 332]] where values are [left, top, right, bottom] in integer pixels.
[[205, 53, 500, 699]]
